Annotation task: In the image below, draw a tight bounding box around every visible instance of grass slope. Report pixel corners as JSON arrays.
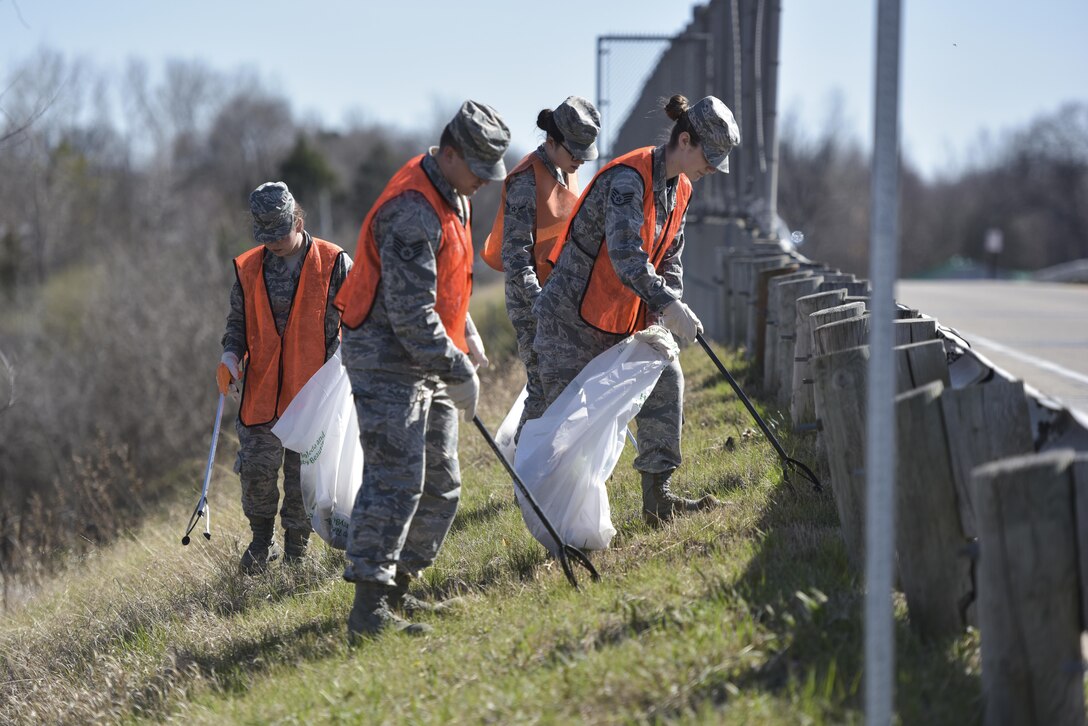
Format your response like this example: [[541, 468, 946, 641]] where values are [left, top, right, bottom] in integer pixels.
[[0, 341, 982, 725]]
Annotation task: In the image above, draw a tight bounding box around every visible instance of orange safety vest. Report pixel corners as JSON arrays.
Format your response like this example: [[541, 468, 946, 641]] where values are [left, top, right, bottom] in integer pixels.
[[547, 147, 691, 336], [234, 237, 344, 426], [480, 151, 579, 285], [334, 154, 472, 352]]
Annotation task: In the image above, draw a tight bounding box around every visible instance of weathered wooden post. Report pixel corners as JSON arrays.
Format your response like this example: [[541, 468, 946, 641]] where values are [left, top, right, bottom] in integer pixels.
[[809, 302, 866, 336], [814, 315, 870, 357], [763, 271, 817, 393], [805, 302, 868, 460], [816, 272, 854, 287], [752, 264, 798, 369], [940, 379, 1034, 538], [774, 275, 824, 406], [844, 295, 870, 309], [727, 255, 755, 348], [790, 289, 848, 429], [973, 450, 1087, 726], [895, 305, 920, 319], [894, 381, 973, 639], [894, 339, 949, 393], [820, 279, 872, 296], [721, 251, 740, 345], [726, 247, 785, 346], [893, 318, 937, 345], [743, 256, 792, 357], [812, 345, 869, 569]]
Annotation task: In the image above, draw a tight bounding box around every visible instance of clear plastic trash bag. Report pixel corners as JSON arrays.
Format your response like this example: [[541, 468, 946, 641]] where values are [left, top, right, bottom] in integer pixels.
[[513, 326, 678, 553], [495, 385, 528, 463], [272, 349, 362, 549]]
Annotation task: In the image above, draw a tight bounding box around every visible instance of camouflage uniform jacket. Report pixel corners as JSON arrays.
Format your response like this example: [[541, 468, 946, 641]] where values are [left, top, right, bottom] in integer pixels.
[[501, 144, 570, 305], [534, 144, 686, 325], [340, 150, 476, 385], [222, 231, 353, 364]]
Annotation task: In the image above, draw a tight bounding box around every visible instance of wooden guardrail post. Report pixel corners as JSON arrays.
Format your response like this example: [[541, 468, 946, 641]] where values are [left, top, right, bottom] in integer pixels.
[[773, 276, 824, 406], [896, 305, 920, 319], [895, 339, 950, 393], [812, 345, 868, 569], [752, 265, 798, 369], [814, 315, 870, 357], [844, 295, 870, 309], [973, 450, 1087, 726], [727, 255, 755, 348], [721, 252, 740, 344], [893, 318, 937, 345], [894, 380, 973, 639], [790, 289, 848, 429], [819, 279, 872, 296], [940, 379, 1035, 539], [743, 257, 792, 357], [809, 302, 866, 336], [763, 271, 817, 392]]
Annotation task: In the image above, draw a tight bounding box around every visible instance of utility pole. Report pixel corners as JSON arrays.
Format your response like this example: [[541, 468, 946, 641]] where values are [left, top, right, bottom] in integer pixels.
[[865, 1, 903, 724]]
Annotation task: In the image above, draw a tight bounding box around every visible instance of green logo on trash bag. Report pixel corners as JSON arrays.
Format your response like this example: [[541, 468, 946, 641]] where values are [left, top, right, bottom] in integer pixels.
[[302, 431, 326, 465]]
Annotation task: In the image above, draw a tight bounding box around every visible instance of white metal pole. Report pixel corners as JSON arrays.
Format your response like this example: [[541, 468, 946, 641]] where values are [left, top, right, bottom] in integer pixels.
[[866, 1, 902, 724]]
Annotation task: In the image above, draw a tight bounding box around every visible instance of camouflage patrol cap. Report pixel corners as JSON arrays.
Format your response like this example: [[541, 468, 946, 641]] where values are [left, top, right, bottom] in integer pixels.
[[249, 181, 296, 243], [553, 96, 601, 161], [687, 96, 741, 172], [447, 100, 511, 181]]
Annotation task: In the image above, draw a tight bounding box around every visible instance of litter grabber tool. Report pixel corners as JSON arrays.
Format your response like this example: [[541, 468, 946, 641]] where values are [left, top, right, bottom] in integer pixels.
[[695, 334, 822, 492], [472, 415, 600, 590], [182, 392, 224, 545]]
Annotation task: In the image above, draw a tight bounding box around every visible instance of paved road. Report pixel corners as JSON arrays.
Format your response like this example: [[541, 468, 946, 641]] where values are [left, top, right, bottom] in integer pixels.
[[896, 280, 1088, 414]]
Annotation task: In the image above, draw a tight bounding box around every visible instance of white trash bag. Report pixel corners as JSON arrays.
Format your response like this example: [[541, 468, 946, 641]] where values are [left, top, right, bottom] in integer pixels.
[[272, 349, 362, 550], [495, 385, 528, 462], [514, 326, 678, 553]]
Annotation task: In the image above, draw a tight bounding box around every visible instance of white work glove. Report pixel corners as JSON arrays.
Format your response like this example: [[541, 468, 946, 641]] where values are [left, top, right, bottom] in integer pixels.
[[217, 351, 242, 401], [465, 325, 489, 370], [446, 370, 480, 421], [634, 325, 680, 361], [659, 299, 703, 344]]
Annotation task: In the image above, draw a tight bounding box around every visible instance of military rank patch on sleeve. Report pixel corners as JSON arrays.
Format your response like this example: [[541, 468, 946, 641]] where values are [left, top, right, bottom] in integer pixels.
[[393, 236, 428, 261], [610, 188, 636, 207]]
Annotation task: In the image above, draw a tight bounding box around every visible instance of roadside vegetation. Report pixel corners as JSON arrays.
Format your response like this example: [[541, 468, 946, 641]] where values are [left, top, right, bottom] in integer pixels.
[[0, 317, 982, 723]]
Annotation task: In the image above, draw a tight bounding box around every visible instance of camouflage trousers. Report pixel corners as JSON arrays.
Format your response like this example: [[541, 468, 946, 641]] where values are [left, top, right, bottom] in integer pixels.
[[534, 315, 684, 475], [506, 283, 546, 441], [234, 419, 310, 532], [343, 374, 461, 586]]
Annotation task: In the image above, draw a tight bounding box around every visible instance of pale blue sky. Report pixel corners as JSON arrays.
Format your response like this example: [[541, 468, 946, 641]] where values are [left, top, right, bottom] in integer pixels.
[[2, 0, 1086, 179]]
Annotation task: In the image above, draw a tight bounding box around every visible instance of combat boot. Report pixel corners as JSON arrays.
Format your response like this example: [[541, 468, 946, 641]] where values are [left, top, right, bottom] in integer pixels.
[[641, 471, 721, 525], [239, 517, 283, 574], [347, 582, 432, 644], [390, 571, 465, 615], [283, 529, 310, 564]]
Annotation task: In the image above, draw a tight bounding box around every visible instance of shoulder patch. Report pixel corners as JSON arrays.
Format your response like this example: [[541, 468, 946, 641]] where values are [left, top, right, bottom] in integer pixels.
[[393, 236, 428, 261], [610, 188, 636, 207]]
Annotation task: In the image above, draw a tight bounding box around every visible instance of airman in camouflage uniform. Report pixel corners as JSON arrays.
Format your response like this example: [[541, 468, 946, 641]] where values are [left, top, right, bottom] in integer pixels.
[[220, 181, 352, 573], [501, 97, 600, 438], [339, 101, 510, 640], [533, 95, 740, 525]]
